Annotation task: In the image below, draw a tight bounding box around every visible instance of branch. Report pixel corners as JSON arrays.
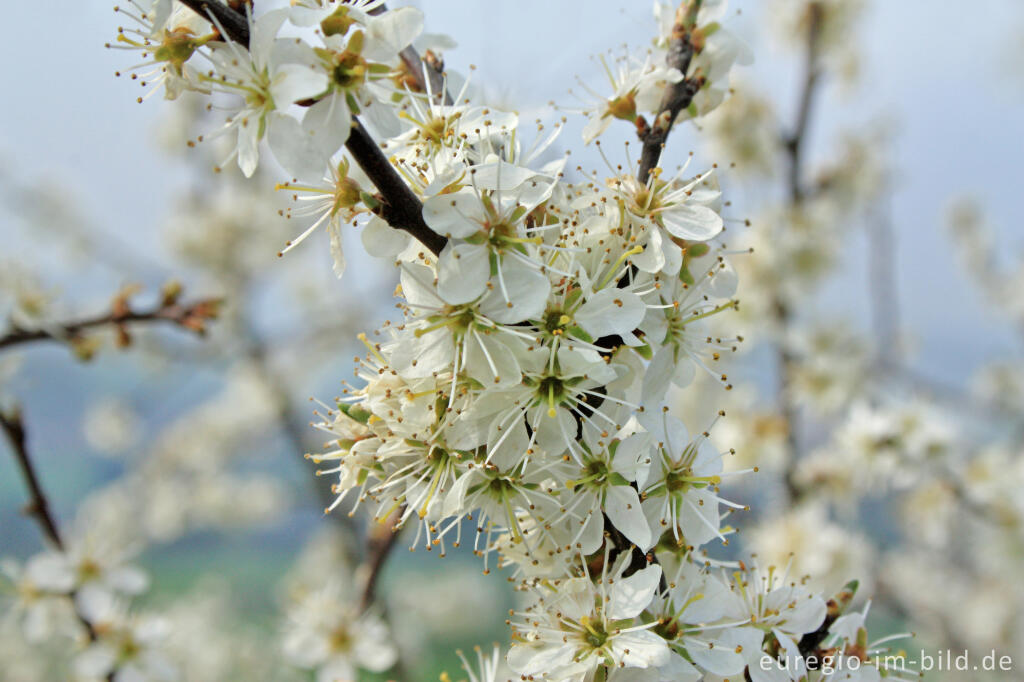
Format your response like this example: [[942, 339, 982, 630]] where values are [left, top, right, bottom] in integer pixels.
[[778, 2, 825, 503], [783, 2, 824, 203], [357, 507, 404, 612], [0, 406, 104, 648], [178, 1, 447, 256], [178, 0, 250, 45], [1, 407, 64, 550], [0, 290, 220, 355], [637, 0, 704, 182], [347, 119, 446, 256]]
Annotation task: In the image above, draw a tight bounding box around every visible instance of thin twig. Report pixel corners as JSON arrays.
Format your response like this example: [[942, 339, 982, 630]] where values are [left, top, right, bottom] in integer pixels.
[[346, 119, 446, 255], [778, 2, 824, 503], [1, 408, 64, 550], [636, 0, 704, 182], [178, 1, 447, 256], [783, 2, 824, 204], [358, 508, 404, 612], [0, 296, 219, 353], [0, 407, 104, 647], [178, 0, 250, 44]]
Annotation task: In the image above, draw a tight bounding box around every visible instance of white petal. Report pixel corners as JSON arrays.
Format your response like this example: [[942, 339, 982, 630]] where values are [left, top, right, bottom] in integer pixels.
[[605, 485, 652, 552], [479, 257, 550, 324], [301, 94, 352, 158], [422, 191, 483, 239], [486, 419, 528, 470], [582, 114, 611, 144], [270, 63, 329, 108], [686, 637, 745, 676], [641, 347, 675, 405], [26, 553, 74, 591], [632, 226, 665, 273], [660, 203, 724, 241], [267, 113, 329, 181], [437, 243, 489, 304], [364, 7, 424, 61], [609, 629, 671, 668], [250, 9, 288, 64], [469, 160, 537, 191], [508, 643, 577, 676], [608, 564, 661, 619], [362, 216, 408, 258], [576, 289, 646, 339], [467, 332, 523, 389]]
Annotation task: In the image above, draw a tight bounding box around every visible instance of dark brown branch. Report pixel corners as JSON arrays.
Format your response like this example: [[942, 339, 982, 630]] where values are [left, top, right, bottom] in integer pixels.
[[178, 1, 447, 256], [1, 408, 64, 550], [178, 0, 250, 45], [783, 2, 824, 203], [346, 120, 446, 255], [0, 295, 220, 354], [778, 2, 824, 503], [1, 407, 103, 647], [637, 0, 704, 182]]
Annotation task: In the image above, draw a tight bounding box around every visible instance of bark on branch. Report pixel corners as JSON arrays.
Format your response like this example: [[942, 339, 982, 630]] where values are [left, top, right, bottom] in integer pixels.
[[0, 407, 104, 647], [179, 0, 447, 256], [0, 295, 220, 354], [637, 0, 704, 182], [357, 507, 404, 613], [779, 2, 824, 503]]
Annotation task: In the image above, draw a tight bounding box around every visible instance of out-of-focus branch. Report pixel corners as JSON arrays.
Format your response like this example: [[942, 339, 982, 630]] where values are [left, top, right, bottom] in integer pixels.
[[178, 1, 447, 256], [180, 0, 417, 609], [0, 288, 220, 355], [357, 508, 404, 613], [240, 322, 353, 523], [637, 0, 704, 182], [784, 2, 824, 204], [1, 407, 64, 550], [0, 406, 104, 648], [779, 2, 824, 503]]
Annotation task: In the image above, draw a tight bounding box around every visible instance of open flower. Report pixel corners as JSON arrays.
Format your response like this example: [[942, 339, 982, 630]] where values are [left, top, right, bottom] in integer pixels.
[[509, 557, 670, 678]]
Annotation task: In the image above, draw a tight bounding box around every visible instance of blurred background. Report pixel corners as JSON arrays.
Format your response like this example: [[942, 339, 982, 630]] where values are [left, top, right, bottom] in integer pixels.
[[1, 1, 1023, 679]]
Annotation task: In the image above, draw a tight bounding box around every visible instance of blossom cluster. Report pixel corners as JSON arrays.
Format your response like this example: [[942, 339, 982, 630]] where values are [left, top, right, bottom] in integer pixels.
[[14, 0, 918, 679]]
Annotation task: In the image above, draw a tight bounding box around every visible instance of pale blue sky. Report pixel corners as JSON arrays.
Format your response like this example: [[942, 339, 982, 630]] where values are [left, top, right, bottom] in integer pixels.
[[2, 0, 1022, 386]]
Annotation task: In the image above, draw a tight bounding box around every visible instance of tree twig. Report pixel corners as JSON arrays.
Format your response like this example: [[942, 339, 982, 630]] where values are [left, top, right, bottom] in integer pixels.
[[1, 407, 64, 550], [783, 2, 824, 204], [0, 407, 104, 647], [178, 0, 447, 256], [346, 119, 446, 255], [0, 295, 220, 354], [358, 508, 404, 612], [178, 0, 250, 44], [636, 0, 704, 182], [778, 2, 824, 503]]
